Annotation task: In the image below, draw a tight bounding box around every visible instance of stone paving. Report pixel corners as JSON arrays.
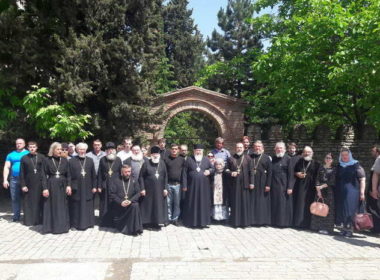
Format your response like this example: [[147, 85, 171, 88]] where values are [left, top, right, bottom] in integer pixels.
[[0, 201, 380, 279]]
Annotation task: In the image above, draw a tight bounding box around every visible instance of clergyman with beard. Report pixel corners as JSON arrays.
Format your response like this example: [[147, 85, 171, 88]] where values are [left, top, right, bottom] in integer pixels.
[[123, 145, 146, 184], [109, 164, 143, 236], [181, 144, 213, 228], [68, 142, 97, 230], [139, 146, 168, 229], [270, 142, 293, 227], [227, 142, 254, 228], [97, 142, 122, 227], [292, 146, 320, 228]]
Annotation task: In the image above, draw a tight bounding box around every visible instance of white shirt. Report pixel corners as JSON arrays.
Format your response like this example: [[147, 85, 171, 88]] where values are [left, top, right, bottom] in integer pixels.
[[117, 150, 132, 162]]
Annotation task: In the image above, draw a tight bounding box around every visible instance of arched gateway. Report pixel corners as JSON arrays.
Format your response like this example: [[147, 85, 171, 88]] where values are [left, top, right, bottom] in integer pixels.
[[146, 86, 247, 149]]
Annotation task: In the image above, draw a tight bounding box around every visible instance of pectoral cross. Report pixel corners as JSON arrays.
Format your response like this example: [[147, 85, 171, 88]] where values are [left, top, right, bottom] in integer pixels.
[[196, 167, 201, 172], [55, 171, 60, 178], [34, 169, 37, 174], [155, 172, 159, 179], [253, 168, 257, 175], [237, 168, 241, 174], [108, 169, 113, 176], [124, 195, 128, 200], [81, 169, 86, 177]]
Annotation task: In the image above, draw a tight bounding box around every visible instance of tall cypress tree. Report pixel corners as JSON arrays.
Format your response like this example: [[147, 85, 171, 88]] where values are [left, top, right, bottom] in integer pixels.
[[163, 0, 205, 88], [198, 0, 262, 98]]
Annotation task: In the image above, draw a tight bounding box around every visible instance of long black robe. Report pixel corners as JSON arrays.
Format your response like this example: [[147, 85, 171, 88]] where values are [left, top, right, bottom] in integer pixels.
[[41, 156, 71, 234], [109, 176, 143, 235], [249, 153, 272, 226], [97, 156, 122, 227], [19, 153, 44, 226], [366, 167, 380, 233], [139, 159, 168, 225], [292, 158, 320, 228], [181, 156, 213, 228], [270, 155, 292, 227], [227, 154, 254, 228], [69, 156, 96, 230]]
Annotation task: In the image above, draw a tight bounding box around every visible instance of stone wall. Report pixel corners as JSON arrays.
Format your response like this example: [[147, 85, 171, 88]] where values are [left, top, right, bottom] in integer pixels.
[[246, 124, 380, 175]]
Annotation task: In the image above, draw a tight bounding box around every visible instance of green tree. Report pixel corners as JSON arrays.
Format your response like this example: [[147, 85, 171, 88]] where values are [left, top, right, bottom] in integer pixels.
[[164, 111, 219, 150], [23, 86, 92, 141], [198, 0, 262, 98], [163, 0, 205, 88], [252, 0, 380, 134]]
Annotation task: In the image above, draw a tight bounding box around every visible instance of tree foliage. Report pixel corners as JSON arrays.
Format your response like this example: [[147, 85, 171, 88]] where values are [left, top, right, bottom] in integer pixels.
[[23, 86, 92, 141], [252, 0, 380, 134], [198, 0, 263, 99]]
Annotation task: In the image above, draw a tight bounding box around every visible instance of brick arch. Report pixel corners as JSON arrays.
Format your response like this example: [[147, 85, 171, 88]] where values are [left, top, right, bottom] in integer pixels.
[[147, 86, 247, 150], [156, 99, 228, 139]]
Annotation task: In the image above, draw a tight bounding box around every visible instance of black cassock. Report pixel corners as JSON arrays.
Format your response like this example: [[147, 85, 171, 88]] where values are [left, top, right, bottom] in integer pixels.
[[292, 158, 320, 228], [69, 157, 96, 230], [97, 156, 122, 227], [139, 159, 168, 225], [41, 156, 71, 234], [250, 153, 272, 226], [20, 153, 44, 226], [109, 176, 143, 235], [181, 156, 213, 228], [227, 153, 254, 228], [270, 155, 293, 227]]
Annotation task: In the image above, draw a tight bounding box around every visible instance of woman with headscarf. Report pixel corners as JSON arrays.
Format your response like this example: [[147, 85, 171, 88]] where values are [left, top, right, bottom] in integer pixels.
[[211, 158, 229, 222], [335, 148, 366, 237]]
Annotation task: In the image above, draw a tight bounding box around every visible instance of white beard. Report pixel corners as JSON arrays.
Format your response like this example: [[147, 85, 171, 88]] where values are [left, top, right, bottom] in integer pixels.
[[107, 153, 116, 161], [194, 155, 203, 162], [151, 156, 160, 164], [276, 152, 285, 158], [131, 153, 143, 161], [236, 151, 244, 156], [78, 154, 86, 158], [304, 155, 313, 161]]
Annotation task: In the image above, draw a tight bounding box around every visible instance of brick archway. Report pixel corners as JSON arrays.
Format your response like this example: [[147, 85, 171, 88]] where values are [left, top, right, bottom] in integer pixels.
[[148, 86, 247, 149]]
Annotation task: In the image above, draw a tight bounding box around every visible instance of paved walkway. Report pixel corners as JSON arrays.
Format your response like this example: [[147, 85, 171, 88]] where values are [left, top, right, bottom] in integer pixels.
[[0, 203, 380, 279]]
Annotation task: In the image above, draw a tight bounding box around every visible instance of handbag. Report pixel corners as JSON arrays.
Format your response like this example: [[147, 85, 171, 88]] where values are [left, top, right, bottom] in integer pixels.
[[310, 197, 329, 217], [353, 201, 374, 231]]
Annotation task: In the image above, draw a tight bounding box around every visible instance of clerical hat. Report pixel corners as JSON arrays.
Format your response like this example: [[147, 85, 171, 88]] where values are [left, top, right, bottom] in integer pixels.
[[193, 144, 205, 150], [151, 146, 161, 154], [105, 142, 116, 149]]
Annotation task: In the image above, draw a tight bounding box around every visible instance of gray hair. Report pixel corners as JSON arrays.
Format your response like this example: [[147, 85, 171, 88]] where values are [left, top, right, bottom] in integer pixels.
[[48, 142, 61, 157], [275, 142, 286, 149], [215, 137, 224, 143], [76, 142, 88, 151], [214, 158, 225, 168]]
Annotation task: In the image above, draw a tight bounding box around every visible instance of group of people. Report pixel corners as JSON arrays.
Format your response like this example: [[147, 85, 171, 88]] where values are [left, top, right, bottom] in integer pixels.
[[2, 136, 380, 237]]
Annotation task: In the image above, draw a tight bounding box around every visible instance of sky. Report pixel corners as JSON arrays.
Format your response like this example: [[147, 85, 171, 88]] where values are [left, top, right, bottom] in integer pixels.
[[187, 0, 227, 40]]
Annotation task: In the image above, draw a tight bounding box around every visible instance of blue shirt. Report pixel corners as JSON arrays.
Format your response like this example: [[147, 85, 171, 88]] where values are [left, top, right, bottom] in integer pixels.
[[211, 148, 231, 163], [5, 150, 30, 177]]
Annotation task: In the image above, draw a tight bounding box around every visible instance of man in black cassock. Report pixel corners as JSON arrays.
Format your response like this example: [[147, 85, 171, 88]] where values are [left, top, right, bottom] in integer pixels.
[[109, 164, 143, 235], [227, 142, 254, 228], [20, 141, 44, 226], [291, 146, 320, 228], [181, 144, 213, 228], [42, 142, 71, 234], [249, 140, 272, 226], [270, 142, 293, 227], [139, 146, 168, 229], [97, 142, 122, 227], [69, 143, 96, 230], [287, 142, 301, 190]]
